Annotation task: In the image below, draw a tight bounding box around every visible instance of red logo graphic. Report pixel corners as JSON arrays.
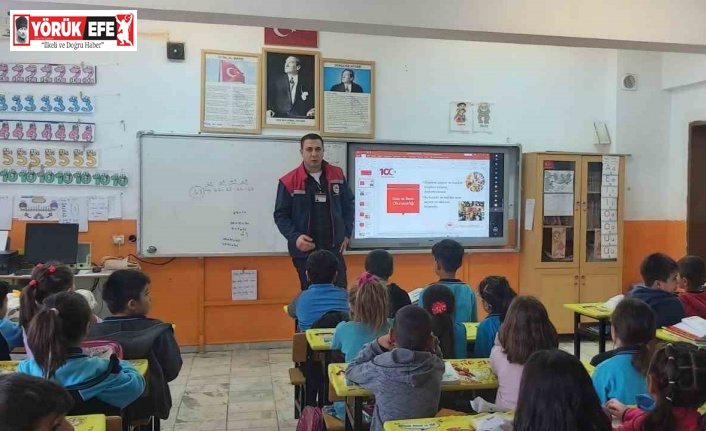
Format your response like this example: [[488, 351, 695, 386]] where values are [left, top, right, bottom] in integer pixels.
[[379, 168, 395, 177], [221, 61, 245, 83], [264, 28, 318, 48]]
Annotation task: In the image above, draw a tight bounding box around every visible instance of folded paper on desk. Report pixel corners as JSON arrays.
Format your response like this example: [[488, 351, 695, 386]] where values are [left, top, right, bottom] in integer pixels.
[[603, 294, 624, 310], [442, 361, 461, 385]]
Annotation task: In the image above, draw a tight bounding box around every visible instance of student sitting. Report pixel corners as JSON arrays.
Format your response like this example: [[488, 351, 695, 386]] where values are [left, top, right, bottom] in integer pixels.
[[331, 272, 391, 419], [626, 253, 684, 328], [287, 250, 348, 331], [346, 305, 445, 431], [490, 295, 559, 409], [18, 292, 145, 412], [0, 282, 20, 358], [591, 298, 656, 405], [474, 276, 516, 358], [422, 284, 467, 359], [607, 342, 706, 431], [365, 250, 411, 318], [19, 262, 75, 358], [0, 374, 75, 431], [677, 255, 706, 319], [419, 239, 477, 322], [88, 269, 181, 421], [513, 349, 612, 431]]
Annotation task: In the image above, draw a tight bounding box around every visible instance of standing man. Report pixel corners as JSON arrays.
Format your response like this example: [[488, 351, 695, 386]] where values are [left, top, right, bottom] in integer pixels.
[[274, 133, 354, 290]]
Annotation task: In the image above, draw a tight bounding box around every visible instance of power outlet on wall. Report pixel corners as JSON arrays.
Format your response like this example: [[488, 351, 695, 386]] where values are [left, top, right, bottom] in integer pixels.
[[113, 235, 125, 245]]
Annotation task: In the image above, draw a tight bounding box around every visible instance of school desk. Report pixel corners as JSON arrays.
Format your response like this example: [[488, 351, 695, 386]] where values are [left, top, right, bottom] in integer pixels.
[[563, 302, 612, 356], [384, 412, 515, 431], [67, 414, 106, 431], [0, 359, 148, 377], [655, 328, 706, 348], [305, 328, 336, 406], [329, 359, 499, 431]]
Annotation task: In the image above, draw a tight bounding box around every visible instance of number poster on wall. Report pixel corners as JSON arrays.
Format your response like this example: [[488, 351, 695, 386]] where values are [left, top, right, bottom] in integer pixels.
[[0, 63, 97, 84], [2, 147, 99, 168], [0, 93, 94, 114], [0, 169, 128, 187], [0, 120, 95, 142]]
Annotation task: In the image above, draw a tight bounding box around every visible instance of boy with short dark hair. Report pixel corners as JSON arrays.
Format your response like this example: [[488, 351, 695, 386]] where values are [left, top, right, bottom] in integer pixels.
[[626, 253, 684, 328], [677, 255, 706, 318], [0, 282, 21, 354], [288, 249, 349, 331], [88, 269, 181, 421], [419, 239, 477, 322], [346, 305, 445, 431], [365, 249, 411, 318]]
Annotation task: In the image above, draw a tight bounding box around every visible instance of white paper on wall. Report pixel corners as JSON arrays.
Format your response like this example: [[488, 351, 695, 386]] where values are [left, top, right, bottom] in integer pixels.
[[231, 270, 257, 301]]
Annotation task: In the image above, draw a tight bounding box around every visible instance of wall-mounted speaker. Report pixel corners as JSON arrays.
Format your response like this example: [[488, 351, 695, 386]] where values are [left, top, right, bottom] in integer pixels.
[[167, 42, 185, 61]]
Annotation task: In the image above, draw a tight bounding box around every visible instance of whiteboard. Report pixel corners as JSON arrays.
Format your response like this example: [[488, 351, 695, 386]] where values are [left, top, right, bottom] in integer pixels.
[[138, 133, 347, 256]]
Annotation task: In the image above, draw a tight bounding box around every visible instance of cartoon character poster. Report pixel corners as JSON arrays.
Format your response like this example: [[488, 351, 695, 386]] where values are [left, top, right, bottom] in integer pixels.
[[0, 93, 94, 114], [449, 101, 470, 132], [472, 102, 495, 134], [0, 63, 97, 84], [0, 120, 94, 142]]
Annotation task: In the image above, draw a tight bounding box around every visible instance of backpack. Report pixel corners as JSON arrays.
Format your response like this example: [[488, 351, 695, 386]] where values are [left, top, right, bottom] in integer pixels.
[[297, 406, 325, 431], [80, 340, 123, 360]]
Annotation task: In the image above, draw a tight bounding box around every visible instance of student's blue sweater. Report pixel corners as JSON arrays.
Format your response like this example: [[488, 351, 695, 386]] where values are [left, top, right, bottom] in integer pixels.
[[0, 319, 23, 349], [474, 314, 500, 358], [452, 322, 467, 359], [626, 286, 685, 328], [332, 320, 393, 362], [419, 279, 477, 323], [592, 348, 647, 405], [17, 349, 146, 409], [292, 283, 348, 331]]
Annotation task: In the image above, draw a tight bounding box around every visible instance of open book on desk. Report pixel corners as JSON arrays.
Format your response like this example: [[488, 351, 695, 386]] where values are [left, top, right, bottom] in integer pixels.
[[442, 361, 461, 385]]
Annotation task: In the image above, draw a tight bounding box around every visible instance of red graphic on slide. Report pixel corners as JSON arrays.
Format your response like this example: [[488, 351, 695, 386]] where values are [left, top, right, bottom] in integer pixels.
[[387, 184, 420, 214]]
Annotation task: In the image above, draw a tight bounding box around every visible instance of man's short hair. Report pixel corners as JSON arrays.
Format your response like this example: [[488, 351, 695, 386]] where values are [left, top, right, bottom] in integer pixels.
[[365, 249, 393, 280], [431, 239, 464, 273], [300, 133, 324, 149], [287, 56, 301, 67], [102, 269, 151, 314], [393, 305, 432, 351], [306, 250, 339, 284], [341, 69, 355, 80], [640, 253, 678, 287]]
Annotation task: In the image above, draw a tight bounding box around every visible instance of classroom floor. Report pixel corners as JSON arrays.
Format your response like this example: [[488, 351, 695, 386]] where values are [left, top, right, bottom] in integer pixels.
[[162, 338, 601, 431]]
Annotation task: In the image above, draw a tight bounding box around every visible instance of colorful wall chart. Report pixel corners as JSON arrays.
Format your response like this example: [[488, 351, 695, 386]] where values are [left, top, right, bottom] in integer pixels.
[[2, 147, 99, 169], [0, 120, 94, 142], [0, 63, 97, 84], [0, 93, 94, 114], [0, 169, 128, 187]]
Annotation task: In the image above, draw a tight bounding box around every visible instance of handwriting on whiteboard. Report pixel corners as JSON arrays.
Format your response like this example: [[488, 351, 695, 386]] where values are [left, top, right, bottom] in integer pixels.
[[189, 179, 254, 199]]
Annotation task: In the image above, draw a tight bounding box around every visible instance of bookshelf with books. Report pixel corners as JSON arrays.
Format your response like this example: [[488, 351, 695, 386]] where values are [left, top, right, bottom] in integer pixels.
[[520, 153, 626, 333]]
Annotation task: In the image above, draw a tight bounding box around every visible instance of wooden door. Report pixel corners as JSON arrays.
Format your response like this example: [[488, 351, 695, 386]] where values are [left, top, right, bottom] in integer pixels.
[[688, 122, 706, 258], [523, 268, 579, 334], [535, 155, 582, 270], [579, 155, 624, 269], [579, 268, 623, 304]]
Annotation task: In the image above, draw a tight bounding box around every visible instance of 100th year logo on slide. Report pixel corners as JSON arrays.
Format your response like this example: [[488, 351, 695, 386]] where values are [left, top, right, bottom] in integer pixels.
[[11, 10, 137, 51]]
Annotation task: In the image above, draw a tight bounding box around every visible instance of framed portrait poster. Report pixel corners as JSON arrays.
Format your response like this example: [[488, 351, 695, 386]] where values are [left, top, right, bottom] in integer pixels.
[[200, 50, 261, 134], [321, 59, 375, 138], [262, 48, 320, 130]]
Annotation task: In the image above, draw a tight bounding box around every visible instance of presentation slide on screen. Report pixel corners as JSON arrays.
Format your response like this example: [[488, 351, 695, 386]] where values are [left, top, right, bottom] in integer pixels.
[[354, 150, 503, 239]]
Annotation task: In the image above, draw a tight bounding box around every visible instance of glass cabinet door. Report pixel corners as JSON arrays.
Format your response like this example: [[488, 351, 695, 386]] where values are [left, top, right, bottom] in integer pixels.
[[540, 159, 578, 264], [582, 158, 619, 264]]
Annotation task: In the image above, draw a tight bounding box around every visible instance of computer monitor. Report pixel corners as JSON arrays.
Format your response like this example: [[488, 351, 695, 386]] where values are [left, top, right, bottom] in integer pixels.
[[24, 223, 79, 264]]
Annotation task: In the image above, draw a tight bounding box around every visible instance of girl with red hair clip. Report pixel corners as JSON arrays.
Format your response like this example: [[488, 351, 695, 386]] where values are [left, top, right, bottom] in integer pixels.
[[421, 283, 467, 359], [19, 262, 75, 358]]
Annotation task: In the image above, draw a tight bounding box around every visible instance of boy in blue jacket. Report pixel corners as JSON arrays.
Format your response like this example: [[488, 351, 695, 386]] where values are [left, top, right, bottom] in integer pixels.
[[626, 253, 684, 328], [287, 250, 348, 331], [0, 282, 21, 356], [419, 239, 477, 322]]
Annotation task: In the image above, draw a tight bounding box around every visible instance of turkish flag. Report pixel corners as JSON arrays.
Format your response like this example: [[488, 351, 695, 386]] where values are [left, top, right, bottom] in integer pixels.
[[264, 28, 318, 48], [221, 61, 245, 83]]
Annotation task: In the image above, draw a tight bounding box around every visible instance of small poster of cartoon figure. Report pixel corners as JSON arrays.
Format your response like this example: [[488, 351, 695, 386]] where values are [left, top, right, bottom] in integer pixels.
[[17, 195, 59, 221], [472, 102, 494, 134], [449, 101, 470, 132]]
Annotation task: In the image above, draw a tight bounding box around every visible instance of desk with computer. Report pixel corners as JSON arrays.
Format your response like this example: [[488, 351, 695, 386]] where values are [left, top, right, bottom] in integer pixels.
[[0, 223, 111, 283]]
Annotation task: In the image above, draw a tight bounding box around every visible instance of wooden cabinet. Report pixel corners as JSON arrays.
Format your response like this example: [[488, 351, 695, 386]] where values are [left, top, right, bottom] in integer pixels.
[[520, 153, 625, 333]]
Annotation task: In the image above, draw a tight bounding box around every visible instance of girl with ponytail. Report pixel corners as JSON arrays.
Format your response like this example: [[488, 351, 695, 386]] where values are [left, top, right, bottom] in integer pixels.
[[19, 262, 75, 358], [608, 342, 706, 431], [421, 284, 467, 359], [475, 276, 517, 358], [17, 292, 145, 410]]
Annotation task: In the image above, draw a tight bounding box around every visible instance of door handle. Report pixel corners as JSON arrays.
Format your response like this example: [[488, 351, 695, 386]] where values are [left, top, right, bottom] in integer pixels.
[[574, 275, 579, 286], [581, 274, 586, 286]]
